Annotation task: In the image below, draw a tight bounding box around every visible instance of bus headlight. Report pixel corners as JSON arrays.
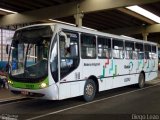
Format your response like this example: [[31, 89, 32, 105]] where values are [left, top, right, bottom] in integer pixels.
[[8, 80, 13, 85], [40, 83, 47, 88]]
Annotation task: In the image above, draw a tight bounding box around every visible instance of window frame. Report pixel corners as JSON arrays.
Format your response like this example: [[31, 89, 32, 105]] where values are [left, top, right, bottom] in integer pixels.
[[97, 36, 112, 59], [59, 29, 80, 79], [112, 39, 124, 59], [80, 33, 97, 59], [151, 45, 157, 59], [125, 41, 135, 59], [144, 44, 151, 59], [135, 42, 144, 59]]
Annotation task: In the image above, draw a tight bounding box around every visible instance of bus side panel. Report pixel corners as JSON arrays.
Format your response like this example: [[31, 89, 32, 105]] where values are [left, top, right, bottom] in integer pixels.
[[98, 59, 113, 91], [59, 83, 71, 99], [144, 59, 157, 81], [148, 71, 158, 81], [81, 59, 112, 92], [58, 61, 85, 100], [143, 59, 150, 81], [98, 77, 112, 92], [111, 59, 138, 88], [124, 60, 139, 86], [58, 81, 86, 100]]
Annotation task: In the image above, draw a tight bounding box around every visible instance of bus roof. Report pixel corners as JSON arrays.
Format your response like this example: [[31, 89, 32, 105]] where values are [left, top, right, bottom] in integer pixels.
[[16, 23, 157, 46], [16, 23, 55, 31], [56, 23, 157, 46]]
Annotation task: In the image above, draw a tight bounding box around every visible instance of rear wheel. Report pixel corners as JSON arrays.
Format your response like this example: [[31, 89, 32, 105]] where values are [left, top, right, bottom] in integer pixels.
[[138, 73, 145, 88], [83, 79, 96, 102]]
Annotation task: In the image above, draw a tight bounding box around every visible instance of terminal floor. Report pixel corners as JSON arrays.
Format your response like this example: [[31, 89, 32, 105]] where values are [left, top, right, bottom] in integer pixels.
[[0, 87, 24, 102]]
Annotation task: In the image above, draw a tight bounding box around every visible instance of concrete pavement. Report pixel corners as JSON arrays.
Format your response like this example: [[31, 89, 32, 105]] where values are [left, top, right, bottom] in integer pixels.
[[0, 79, 159, 120], [0, 88, 25, 103]]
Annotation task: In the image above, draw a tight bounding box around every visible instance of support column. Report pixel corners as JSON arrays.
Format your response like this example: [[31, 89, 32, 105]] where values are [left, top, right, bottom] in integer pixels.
[[74, 4, 84, 27], [142, 32, 149, 41], [74, 13, 84, 27]]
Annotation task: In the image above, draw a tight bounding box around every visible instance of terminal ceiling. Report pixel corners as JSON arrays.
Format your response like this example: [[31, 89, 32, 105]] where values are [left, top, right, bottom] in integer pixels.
[[0, 0, 160, 43]]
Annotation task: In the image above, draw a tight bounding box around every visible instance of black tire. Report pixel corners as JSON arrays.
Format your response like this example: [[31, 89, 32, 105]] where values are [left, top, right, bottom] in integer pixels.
[[83, 79, 96, 102], [138, 73, 145, 88]]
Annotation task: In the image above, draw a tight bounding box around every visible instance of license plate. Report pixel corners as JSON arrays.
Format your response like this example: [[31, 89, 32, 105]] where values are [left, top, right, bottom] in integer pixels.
[[21, 91, 29, 95]]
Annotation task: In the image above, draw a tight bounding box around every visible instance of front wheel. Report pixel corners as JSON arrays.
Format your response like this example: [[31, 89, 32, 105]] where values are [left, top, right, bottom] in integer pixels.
[[138, 73, 145, 88], [83, 79, 96, 102]]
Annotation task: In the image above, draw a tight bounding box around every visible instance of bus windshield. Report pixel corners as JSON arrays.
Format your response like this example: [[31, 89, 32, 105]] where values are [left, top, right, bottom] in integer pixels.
[[9, 26, 53, 81]]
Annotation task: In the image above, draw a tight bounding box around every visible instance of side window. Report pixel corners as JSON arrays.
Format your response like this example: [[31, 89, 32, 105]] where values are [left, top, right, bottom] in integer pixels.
[[59, 30, 79, 79], [125, 41, 134, 59], [112, 39, 124, 59], [144, 44, 151, 59], [135, 43, 144, 59], [60, 33, 78, 58], [151, 45, 157, 59], [98, 37, 111, 59], [81, 34, 96, 59]]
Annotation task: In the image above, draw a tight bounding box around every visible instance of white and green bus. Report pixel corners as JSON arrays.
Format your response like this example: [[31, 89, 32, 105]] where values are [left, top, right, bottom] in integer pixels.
[[7, 23, 158, 102]]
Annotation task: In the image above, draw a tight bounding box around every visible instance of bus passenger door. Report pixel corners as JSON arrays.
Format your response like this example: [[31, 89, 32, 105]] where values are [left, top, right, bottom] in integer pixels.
[[58, 30, 81, 99]]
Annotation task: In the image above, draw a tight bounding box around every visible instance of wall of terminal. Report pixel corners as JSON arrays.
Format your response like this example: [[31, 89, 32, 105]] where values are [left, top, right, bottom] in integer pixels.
[[0, 29, 14, 61]]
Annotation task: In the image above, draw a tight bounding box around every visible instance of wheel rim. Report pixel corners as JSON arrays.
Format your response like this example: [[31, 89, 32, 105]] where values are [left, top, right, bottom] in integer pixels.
[[85, 83, 94, 97]]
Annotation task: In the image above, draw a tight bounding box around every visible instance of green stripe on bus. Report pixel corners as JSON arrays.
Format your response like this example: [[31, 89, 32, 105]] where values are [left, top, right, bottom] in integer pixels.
[[8, 77, 49, 90]]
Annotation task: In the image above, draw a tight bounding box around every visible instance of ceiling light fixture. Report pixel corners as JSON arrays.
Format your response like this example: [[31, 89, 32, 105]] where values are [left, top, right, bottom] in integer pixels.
[[0, 8, 17, 14], [126, 5, 160, 24]]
